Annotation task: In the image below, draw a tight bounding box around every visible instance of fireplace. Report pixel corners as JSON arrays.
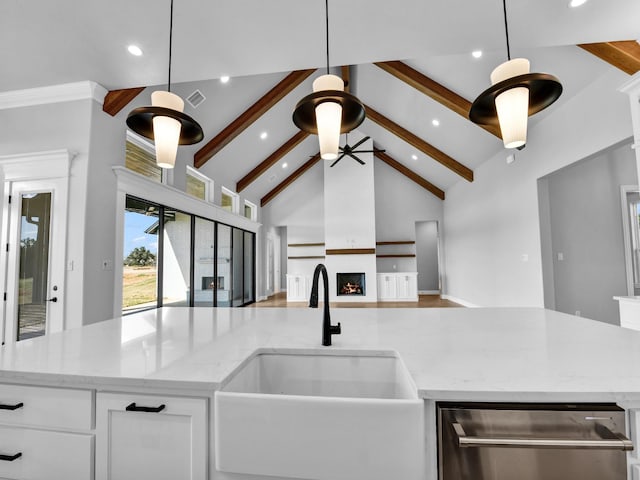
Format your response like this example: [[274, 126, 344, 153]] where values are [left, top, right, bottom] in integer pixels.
[[336, 273, 365, 296]]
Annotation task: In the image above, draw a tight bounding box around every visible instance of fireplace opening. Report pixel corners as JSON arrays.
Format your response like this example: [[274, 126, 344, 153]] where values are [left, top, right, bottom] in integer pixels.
[[337, 273, 365, 296]]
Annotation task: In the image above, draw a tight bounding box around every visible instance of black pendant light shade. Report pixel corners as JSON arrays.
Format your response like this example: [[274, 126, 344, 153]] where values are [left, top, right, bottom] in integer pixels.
[[126, 106, 204, 145], [292, 90, 366, 134], [469, 73, 563, 126]]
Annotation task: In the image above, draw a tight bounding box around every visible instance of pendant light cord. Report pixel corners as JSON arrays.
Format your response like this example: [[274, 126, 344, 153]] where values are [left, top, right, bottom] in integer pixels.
[[325, 0, 330, 74], [168, 0, 174, 91], [502, 0, 511, 61]]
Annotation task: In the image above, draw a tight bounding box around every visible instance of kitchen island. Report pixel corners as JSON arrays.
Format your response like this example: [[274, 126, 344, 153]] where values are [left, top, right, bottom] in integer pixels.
[[0, 307, 639, 479]]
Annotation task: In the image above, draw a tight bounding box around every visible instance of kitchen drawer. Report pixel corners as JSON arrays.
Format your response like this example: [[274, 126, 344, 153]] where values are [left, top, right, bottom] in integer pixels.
[[0, 425, 93, 480], [0, 384, 93, 430]]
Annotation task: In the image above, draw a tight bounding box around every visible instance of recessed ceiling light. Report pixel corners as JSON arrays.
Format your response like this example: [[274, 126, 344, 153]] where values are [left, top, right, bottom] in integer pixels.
[[411, 154, 418, 161], [127, 45, 143, 56], [220, 75, 230, 84], [568, 0, 587, 7], [472, 50, 483, 59], [282, 162, 288, 169], [432, 119, 440, 127], [260, 132, 268, 140]]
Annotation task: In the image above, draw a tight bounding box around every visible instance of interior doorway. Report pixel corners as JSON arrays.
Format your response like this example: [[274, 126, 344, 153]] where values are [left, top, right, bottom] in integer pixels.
[[415, 221, 440, 294], [0, 151, 70, 344]]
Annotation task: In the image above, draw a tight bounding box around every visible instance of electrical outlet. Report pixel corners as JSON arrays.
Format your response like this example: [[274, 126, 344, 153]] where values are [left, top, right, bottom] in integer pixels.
[[521, 254, 529, 262], [557, 252, 564, 261], [67, 260, 74, 271]]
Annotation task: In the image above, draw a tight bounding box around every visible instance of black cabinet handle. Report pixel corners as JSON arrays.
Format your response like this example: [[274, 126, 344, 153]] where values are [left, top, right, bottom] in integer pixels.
[[0, 402, 23, 411], [125, 402, 166, 413], [0, 452, 21, 461]]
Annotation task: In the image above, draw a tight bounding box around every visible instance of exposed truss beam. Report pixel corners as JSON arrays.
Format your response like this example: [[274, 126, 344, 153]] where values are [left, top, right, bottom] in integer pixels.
[[341, 66, 351, 93], [103, 87, 145, 116], [261, 153, 321, 207], [194, 69, 316, 168], [374, 148, 445, 200], [237, 131, 310, 192], [375, 61, 502, 139], [578, 41, 640, 75], [365, 104, 474, 182]]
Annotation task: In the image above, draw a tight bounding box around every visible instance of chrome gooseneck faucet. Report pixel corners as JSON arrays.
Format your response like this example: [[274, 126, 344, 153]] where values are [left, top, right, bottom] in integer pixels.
[[309, 264, 341, 346]]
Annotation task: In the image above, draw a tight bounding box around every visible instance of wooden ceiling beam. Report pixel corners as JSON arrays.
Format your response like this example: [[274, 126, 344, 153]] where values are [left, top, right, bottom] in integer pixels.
[[194, 69, 316, 168], [375, 61, 502, 139], [374, 148, 445, 200], [365, 104, 474, 182], [341, 66, 351, 93], [578, 41, 640, 75], [103, 87, 146, 116], [237, 130, 310, 192], [261, 153, 321, 207]]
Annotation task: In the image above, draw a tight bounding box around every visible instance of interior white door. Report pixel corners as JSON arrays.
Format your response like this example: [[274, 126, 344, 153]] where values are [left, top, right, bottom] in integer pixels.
[[2, 179, 67, 343]]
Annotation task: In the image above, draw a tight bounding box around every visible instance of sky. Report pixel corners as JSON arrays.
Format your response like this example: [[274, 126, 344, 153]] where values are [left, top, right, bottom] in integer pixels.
[[124, 211, 158, 259]]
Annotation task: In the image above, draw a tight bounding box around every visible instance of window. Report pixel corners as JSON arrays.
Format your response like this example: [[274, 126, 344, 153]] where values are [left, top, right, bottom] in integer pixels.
[[122, 197, 160, 313], [125, 132, 162, 182], [186, 166, 213, 202], [121, 195, 256, 314], [221, 187, 238, 213], [244, 200, 257, 221]]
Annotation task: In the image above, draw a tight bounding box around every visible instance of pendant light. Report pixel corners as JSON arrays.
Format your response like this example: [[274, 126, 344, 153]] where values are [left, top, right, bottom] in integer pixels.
[[126, 0, 204, 168], [469, 0, 562, 149], [292, 0, 366, 160]]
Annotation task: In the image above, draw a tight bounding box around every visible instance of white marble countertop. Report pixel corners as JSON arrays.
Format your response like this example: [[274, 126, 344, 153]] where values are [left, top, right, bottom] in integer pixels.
[[1, 307, 640, 401], [614, 295, 640, 302]]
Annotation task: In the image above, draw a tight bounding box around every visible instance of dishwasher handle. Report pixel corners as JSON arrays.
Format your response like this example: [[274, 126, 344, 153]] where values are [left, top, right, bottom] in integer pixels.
[[452, 422, 634, 451]]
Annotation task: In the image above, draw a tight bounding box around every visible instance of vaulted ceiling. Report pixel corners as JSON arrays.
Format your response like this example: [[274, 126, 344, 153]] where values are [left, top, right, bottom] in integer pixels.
[[2, 0, 640, 203]]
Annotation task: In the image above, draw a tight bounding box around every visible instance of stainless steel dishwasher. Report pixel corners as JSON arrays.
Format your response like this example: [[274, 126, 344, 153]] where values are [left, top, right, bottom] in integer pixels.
[[437, 402, 633, 480]]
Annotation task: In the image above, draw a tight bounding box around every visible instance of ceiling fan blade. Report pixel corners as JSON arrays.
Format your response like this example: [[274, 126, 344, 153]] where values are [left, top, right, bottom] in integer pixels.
[[351, 149, 377, 154], [348, 153, 366, 165], [330, 153, 346, 167], [349, 136, 370, 151]]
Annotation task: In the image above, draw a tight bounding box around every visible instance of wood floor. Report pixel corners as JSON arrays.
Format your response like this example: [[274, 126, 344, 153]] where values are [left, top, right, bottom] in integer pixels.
[[249, 292, 462, 308]]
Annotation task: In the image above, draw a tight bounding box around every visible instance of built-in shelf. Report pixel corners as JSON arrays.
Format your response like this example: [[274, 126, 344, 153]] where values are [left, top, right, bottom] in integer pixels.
[[376, 254, 416, 258], [325, 248, 376, 255], [287, 256, 326, 260], [376, 241, 415, 246], [288, 243, 325, 247]]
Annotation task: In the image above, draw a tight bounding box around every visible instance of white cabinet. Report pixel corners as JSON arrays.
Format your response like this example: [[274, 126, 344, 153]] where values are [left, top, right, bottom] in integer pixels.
[[286, 274, 310, 302], [0, 384, 94, 480], [96, 392, 207, 480], [377, 273, 418, 301], [377, 274, 397, 300]]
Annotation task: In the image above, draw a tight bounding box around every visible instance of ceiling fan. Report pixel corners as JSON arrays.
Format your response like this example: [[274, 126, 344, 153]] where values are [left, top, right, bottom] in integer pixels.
[[330, 135, 385, 167]]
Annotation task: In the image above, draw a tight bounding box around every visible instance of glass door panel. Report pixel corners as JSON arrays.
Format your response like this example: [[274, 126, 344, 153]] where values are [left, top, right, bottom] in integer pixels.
[[217, 225, 232, 307], [232, 228, 244, 307], [123, 197, 159, 314], [162, 210, 192, 307], [17, 193, 52, 341], [193, 217, 215, 307], [243, 232, 255, 304]]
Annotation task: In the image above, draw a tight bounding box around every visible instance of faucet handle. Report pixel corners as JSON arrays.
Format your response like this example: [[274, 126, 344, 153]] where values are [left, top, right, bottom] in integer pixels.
[[330, 322, 341, 335]]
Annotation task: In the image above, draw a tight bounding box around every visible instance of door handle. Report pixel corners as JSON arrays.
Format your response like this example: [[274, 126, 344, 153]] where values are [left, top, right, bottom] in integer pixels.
[[452, 422, 633, 451], [46, 297, 57, 302]]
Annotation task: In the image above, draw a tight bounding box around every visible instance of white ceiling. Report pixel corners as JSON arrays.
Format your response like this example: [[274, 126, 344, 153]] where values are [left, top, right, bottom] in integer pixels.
[[2, 0, 639, 201]]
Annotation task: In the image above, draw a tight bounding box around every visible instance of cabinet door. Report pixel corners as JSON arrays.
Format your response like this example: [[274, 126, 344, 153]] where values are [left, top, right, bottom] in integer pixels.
[[96, 392, 207, 480], [377, 275, 397, 300], [0, 426, 93, 480], [396, 275, 418, 300]]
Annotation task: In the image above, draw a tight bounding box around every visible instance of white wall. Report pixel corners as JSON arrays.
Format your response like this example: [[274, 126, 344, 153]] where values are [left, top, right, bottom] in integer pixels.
[[443, 68, 633, 307], [374, 160, 443, 273], [540, 139, 636, 325]]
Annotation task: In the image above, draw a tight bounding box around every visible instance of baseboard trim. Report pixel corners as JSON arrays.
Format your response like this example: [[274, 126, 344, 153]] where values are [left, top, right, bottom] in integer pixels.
[[441, 294, 480, 308], [419, 290, 440, 295], [257, 295, 268, 302]]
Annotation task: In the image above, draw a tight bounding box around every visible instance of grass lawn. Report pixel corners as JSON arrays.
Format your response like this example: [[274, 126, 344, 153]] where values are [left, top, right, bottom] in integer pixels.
[[122, 267, 157, 308]]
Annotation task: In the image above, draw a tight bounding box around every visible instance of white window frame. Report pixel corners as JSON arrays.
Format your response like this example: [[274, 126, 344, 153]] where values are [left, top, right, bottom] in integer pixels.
[[185, 165, 214, 202], [244, 200, 257, 221], [221, 186, 239, 214]]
